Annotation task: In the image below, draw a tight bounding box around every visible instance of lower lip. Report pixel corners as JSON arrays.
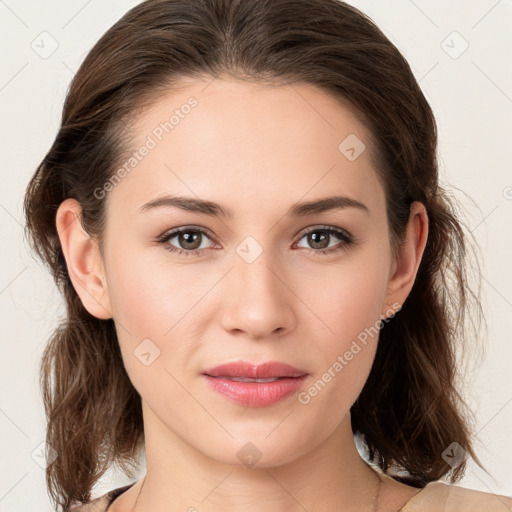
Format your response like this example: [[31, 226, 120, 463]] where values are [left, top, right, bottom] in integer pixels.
[[203, 375, 308, 407]]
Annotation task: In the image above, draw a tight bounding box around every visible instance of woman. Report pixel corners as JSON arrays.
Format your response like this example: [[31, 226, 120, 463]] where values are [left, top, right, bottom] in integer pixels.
[[23, 0, 512, 510]]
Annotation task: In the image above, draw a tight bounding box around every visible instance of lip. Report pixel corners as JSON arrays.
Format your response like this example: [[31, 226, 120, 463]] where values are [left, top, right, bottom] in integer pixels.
[[202, 361, 307, 379], [202, 361, 308, 407], [203, 374, 308, 407]]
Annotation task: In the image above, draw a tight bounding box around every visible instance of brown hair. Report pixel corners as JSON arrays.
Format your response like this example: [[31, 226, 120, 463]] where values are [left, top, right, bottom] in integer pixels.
[[23, 0, 488, 509]]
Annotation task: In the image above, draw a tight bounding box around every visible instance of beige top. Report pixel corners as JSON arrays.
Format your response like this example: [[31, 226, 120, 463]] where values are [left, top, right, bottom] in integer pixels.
[[399, 479, 512, 511], [67, 478, 512, 511]]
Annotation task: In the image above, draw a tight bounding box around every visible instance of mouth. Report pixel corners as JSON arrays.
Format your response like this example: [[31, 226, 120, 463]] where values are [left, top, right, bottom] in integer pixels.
[[202, 373, 308, 407], [201, 360, 308, 407], [202, 360, 308, 380], [205, 376, 297, 382]]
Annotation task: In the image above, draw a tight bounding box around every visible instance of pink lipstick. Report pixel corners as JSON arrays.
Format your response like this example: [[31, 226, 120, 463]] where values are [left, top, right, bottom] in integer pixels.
[[202, 361, 308, 407]]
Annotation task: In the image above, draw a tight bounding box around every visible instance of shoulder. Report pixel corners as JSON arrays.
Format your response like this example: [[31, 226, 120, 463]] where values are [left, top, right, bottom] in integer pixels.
[[402, 481, 512, 512], [65, 483, 135, 512]]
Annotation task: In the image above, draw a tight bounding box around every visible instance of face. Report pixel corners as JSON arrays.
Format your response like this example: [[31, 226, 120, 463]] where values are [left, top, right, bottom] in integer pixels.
[[66, 76, 416, 468]]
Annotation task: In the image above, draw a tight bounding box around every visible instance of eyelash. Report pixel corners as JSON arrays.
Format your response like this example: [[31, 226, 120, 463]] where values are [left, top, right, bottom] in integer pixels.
[[156, 225, 354, 258]]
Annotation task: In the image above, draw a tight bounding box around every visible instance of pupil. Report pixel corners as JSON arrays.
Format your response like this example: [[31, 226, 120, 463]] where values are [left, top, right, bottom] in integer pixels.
[[180, 232, 201, 250], [310, 231, 328, 249]]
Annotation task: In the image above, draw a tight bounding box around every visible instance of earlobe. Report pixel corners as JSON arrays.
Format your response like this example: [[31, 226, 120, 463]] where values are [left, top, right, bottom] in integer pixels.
[[55, 198, 112, 320], [381, 201, 429, 318]]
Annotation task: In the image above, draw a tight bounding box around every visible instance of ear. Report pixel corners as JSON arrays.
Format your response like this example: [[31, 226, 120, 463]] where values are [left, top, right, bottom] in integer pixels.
[[55, 198, 112, 320], [381, 201, 429, 319]]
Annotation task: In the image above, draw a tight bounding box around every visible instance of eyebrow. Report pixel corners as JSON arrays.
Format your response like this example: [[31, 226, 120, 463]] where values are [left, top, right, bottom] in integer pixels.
[[138, 194, 370, 218]]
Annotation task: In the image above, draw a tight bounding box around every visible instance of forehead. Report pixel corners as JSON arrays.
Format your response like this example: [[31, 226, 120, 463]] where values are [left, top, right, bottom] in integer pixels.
[[106, 76, 385, 221]]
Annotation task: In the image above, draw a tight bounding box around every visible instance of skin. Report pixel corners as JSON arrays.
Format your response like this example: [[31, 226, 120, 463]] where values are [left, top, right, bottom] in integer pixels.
[[56, 76, 428, 511]]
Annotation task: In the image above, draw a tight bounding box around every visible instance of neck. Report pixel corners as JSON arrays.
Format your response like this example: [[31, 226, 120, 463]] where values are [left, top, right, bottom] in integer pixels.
[[135, 400, 381, 512]]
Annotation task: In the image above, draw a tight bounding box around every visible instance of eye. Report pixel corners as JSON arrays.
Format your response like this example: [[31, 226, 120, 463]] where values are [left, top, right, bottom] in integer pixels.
[[156, 225, 355, 257], [157, 227, 216, 257], [294, 225, 354, 255]]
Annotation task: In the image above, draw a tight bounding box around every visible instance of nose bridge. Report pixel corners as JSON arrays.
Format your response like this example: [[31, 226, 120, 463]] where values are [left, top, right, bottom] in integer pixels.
[[235, 234, 284, 302], [220, 234, 295, 338], [237, 239, 276, 289]]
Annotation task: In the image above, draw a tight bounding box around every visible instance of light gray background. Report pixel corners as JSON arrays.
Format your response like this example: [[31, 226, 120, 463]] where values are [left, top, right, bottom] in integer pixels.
[[0, 1, 511, 510]]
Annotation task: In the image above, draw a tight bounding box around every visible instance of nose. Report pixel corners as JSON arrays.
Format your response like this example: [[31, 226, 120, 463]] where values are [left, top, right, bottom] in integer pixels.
[[219, 247, 297, 340]]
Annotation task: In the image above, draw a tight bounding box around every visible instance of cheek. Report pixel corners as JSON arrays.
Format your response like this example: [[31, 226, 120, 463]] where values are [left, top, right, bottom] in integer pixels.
[[107, 262, 166, 338], [105, 243, 204, 336], [295, 253, 388, 408], [104, 245, 215, 379], [303, 252, 389, 343]]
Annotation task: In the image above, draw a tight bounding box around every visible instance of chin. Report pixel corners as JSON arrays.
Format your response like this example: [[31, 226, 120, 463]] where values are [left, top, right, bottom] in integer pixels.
[[207, 435, 310, 470]]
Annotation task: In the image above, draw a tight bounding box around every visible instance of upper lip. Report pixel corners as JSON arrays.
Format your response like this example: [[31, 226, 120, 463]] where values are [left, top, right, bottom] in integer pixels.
[[203, 361, 307, 379]]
